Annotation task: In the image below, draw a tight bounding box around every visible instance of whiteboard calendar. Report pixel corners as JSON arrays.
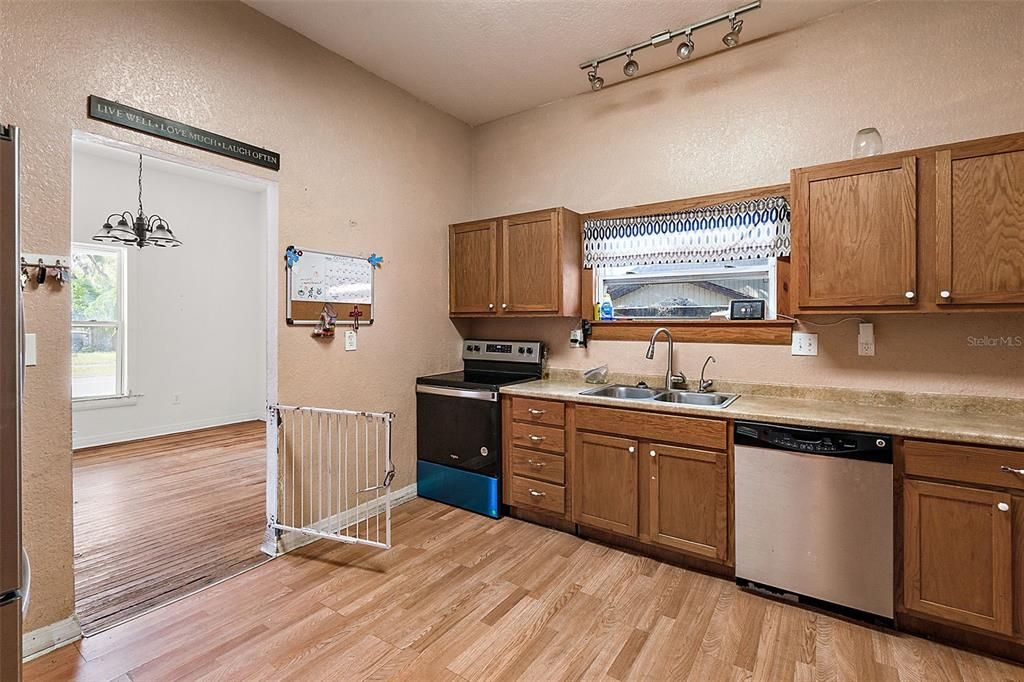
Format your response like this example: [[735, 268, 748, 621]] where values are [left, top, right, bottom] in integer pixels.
[[285, 247, 375, 326], [290, 250, 371, 304]]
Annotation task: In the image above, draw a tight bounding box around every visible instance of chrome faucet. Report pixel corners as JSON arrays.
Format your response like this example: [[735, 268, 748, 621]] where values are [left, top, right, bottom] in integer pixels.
[[645, 327, 686, 390], [699, 355, 716, 393]]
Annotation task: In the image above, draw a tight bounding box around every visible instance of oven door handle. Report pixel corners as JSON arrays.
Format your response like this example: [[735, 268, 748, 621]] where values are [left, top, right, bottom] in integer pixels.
[[416, 385, 498, 402]]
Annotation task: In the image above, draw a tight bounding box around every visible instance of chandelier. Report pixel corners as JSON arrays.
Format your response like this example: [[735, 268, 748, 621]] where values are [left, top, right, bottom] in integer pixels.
[[92, 154, 181, 248]]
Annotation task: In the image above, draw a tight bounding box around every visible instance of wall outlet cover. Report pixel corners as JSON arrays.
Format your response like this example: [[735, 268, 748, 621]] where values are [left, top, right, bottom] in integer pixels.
[[24, 333, 37, 366], [858, 322, 875, 357], [791, 331, 818, 356], [345, 330, 357, 351]]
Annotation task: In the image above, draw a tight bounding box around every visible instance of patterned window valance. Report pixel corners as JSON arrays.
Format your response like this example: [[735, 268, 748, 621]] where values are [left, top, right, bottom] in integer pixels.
[[583, 195, 791, 269]]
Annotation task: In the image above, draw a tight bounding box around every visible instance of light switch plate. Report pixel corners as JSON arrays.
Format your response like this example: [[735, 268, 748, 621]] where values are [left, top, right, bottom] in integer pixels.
[[24, 333, 37, 366], [791, 331, 818, 356], [345, 330, 357, 351]]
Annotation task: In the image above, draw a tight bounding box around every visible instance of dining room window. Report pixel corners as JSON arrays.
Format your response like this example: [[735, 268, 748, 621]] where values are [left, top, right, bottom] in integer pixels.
[[71, 243, 127, 399]]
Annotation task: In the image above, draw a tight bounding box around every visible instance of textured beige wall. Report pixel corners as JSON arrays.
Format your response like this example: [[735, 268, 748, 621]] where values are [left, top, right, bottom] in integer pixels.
[[0, 1, 470, 631], [468, 0, 1024, 398]]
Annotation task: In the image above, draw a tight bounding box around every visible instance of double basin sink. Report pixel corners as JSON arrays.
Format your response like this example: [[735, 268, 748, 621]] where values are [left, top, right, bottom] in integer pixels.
[[579, 384, 740, 408]]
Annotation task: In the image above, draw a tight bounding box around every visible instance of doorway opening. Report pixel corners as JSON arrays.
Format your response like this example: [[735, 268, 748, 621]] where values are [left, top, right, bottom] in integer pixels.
[[69, 133, 278, 634]]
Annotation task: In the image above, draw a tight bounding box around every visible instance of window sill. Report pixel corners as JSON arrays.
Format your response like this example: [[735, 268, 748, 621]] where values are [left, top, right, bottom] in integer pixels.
[[588, 319, 795, 345], [72, 394, 139, 411]]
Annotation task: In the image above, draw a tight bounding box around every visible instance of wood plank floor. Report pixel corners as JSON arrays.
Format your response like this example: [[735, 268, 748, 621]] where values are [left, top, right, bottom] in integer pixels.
[[28, 497, 1023, 681], [72, 421, 269, 634]]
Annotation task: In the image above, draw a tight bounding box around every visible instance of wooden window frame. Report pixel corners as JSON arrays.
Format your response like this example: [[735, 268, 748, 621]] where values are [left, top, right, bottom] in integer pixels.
[[580, 184, 795, 345]]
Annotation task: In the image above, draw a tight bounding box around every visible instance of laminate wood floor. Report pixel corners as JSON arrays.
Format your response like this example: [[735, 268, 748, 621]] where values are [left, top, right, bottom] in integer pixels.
[[71, 421, 269, 635], [29, 497, 1023, 681]]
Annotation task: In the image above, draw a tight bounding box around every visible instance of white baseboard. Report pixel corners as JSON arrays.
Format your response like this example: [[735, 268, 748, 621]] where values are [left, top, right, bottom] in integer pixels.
[[262, 483, 417, 556], [22, 615, 82, 661], [73, 412, 267, 449]]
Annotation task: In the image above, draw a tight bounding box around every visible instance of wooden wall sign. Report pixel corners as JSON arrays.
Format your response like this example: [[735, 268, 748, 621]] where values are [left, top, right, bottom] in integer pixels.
[[87, 96, 280, 171]]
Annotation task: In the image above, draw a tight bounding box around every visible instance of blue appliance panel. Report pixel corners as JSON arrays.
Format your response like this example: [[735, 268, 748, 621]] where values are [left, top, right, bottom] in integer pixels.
[[417, 460, 500, 519]]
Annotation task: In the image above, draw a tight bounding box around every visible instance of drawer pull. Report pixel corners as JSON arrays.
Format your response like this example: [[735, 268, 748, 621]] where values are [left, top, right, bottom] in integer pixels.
[[528, 489, 546, 497], [1001, 465, 1024, 476], [527, 459, 547, 468], [528, 435, 546, 442], [527, 408, 546, 415], [997, 502, 1010, 512]]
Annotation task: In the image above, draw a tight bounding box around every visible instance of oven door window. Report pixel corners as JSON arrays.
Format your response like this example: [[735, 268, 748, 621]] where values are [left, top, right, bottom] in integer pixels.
[[416, 392, 500, 476]]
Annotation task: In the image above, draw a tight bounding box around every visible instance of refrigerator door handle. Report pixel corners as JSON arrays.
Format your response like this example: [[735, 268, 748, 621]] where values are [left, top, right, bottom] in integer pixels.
[[21, 548, 29, 616]]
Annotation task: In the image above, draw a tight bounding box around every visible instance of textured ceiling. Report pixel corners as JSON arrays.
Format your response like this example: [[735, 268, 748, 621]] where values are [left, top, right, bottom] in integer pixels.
[[245, 0, 870, 126]]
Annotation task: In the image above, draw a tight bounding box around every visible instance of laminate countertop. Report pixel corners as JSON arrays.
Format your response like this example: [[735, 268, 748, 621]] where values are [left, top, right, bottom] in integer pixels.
[[500, 378, 1024, 450]]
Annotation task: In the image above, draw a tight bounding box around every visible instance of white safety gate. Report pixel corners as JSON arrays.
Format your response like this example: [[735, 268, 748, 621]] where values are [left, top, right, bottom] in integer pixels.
[[266, 405, 395, 550]]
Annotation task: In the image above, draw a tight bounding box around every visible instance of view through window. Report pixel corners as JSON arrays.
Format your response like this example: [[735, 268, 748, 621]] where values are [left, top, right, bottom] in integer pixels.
[[72, 243, 126, 399], [599, 258, 776, 320]]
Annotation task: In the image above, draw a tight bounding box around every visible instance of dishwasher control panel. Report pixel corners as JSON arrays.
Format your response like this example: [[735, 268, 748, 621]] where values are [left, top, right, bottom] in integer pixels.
[[735, 422, 891, 461]]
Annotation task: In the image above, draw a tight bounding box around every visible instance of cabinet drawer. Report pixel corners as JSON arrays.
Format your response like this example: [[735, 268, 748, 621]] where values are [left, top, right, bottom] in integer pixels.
[[511, 397, 565, 427], [510, 476, 565, 515], [510, 448, 565, 485], [510, 422, 565, 454], [904, 440, 1024, 492], [575, 405, 727, 451]]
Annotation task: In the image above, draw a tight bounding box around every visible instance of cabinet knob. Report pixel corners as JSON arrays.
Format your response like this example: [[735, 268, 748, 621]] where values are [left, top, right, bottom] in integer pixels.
[[939, 290, 951, 299], [997, 502, 1010, 512], [905, 291, 915, 299], [628, 446, 635, 453], [501, 303, 508, 309], [488, 303, 495, 309], [649, 450, 656, 458]]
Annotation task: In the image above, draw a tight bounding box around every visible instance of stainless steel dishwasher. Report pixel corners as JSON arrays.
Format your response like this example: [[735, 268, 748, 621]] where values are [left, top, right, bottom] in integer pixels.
[[734, 421, 894, 620]]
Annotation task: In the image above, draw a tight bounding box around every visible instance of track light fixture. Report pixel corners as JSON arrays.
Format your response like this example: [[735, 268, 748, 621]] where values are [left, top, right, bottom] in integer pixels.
[[578, 0, 760, 90], [722, 15, 743, 48], [676, 31, 694, 60], [623, 52, 639, 77]]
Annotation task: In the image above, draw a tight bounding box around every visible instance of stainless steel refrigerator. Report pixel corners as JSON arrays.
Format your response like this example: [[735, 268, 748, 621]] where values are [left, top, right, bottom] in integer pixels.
[[0, 123, 24, 679]]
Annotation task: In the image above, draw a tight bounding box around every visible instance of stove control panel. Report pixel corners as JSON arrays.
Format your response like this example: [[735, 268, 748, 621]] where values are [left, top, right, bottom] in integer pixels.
[[463, 339, 542, 363]]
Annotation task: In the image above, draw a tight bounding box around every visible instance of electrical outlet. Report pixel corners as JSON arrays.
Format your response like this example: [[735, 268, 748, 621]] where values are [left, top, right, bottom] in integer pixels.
[[345, 330, 358, 351], [858, 323, 875, 357], [791, 331, 818, 356]]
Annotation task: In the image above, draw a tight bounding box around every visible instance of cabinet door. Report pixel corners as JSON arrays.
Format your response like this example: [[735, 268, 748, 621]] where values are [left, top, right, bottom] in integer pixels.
[[501, 210, 560, 313], [573, 432, 638, 536], [449, 221, 498, 315], [792, 155, 918, 308], [648, 444, 728, 561], [936, 139, 1024, 305], [903, 479, 1013, 635]]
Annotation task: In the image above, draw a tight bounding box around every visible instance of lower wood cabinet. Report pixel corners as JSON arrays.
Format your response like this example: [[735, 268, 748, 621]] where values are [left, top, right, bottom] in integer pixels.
[[903, 478, 1014, 636], [648, 443, 729, 561], [572, 431, 638, 537]]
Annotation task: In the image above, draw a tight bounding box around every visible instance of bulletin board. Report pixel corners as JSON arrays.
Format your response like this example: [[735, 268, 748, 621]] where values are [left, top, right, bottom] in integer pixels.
[[285, 247, 374, 326]]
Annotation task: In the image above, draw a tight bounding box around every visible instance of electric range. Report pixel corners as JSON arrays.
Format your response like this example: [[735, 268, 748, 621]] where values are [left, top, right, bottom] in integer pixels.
[[415, 339, 543, 518]]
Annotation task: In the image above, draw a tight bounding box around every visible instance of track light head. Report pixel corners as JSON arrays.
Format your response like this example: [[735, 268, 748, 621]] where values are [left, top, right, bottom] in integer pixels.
[[722, 16, 743, 48], [588, 65, 604, 91], [676, 32, 694, 60], [623, 52, 639, 77]]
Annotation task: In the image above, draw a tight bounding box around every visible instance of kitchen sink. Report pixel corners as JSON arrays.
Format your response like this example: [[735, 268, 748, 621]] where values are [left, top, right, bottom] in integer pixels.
[[579, 384, 661, 400], [651, 390, 739, 408], [579, 384, 739, 408]]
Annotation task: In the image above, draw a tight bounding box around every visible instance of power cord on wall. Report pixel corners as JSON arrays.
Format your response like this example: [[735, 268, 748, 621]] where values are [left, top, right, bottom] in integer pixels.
[[778, 313, 868, 328]]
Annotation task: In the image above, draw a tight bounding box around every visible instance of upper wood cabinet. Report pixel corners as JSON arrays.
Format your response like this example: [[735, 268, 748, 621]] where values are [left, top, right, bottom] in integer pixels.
[[791, 131, 1024, 314], [647, 443, 728, 561], [573, 431, 638, 537], [903, 479, 1014, 636], [792, 155, 919, 309], [449, 220, 498, 315], [936, 136, 1024, 306], [449, 208, 580, 317]]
